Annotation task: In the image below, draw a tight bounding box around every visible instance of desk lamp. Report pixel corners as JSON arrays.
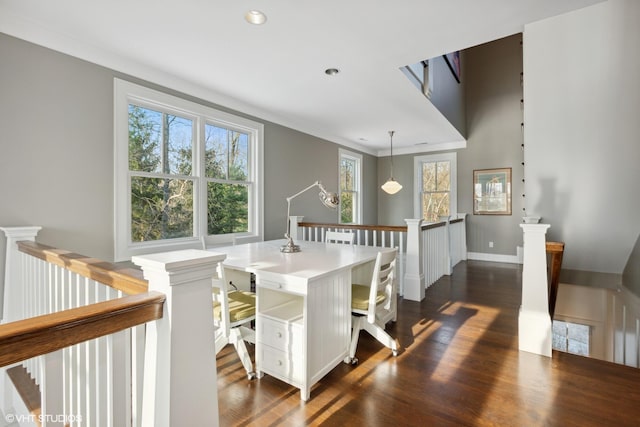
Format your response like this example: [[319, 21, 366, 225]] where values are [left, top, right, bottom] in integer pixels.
[[281, 181, 339, 253]]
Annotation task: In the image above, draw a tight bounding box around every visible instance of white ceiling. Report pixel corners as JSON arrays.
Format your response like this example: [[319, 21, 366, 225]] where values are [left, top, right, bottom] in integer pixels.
[[0, 0, 602, 156]]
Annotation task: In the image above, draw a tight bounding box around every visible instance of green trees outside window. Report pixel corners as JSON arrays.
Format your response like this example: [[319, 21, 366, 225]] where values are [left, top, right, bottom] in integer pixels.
[[128, 105, 249, 242], [421, 161, 451, 222], [340, 156, 356, 223]]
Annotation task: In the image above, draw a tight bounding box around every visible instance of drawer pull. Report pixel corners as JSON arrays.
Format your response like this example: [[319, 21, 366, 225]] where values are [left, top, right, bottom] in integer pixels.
[[276, 332, 282, 338], [277, 360, 283, 366]]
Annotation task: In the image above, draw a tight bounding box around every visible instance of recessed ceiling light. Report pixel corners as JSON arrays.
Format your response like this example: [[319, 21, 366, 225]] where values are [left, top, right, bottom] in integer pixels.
[[325, 68, 340, 76], [245, 10, 267, 25]]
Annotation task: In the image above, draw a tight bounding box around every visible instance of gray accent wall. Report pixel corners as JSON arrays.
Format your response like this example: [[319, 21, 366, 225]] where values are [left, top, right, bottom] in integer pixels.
[[262, 126, 378, 240], [459, 35, 525, 256], [0, 33, 378, 314], [377, 34, 526, 257], [429, 54, 467, 138], [376, 153, 415, 226], [523, 0, 640, 274], [623, 234, 640, 297]]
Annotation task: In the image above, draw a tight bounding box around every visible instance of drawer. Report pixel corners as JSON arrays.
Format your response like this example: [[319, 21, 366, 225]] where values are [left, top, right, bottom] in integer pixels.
[[258, 315, 303, 352], [259, 345, 292, 379], [258, 277, 306, 295]]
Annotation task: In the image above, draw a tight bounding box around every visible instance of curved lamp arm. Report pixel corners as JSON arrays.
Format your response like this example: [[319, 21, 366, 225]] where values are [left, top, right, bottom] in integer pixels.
[[281, 181, 339, 253]]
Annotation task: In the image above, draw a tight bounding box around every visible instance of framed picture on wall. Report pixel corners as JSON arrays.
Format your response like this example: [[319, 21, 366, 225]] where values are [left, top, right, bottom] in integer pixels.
[[473, 168, 512, 215]]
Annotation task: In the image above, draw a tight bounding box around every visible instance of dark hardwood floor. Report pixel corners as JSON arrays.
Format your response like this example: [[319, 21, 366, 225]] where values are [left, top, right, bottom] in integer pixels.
[[216, 260, 640, 426]]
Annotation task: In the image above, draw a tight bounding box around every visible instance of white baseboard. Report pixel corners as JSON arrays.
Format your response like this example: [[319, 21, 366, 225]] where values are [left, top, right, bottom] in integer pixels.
[[467, 251, 521, 264]]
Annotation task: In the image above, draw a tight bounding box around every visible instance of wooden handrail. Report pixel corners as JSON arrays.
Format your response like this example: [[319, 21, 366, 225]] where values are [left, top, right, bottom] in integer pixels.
[[17, 241, 148, 295], [299, 218, 463, 234], [546, 241, 565, 318], [0, 291, 165, 367], [298, 222, 408, 232]]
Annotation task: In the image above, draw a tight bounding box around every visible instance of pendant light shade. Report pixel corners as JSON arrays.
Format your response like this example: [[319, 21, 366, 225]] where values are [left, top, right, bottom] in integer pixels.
[[381, 177, 402, 194], [381, 130, 402, 194]]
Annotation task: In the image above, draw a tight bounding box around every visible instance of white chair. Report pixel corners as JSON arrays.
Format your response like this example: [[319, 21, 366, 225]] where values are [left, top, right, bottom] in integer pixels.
[[325, 230, 355, 245], [212, 264, 257, 379], [346, 247, 400, 364]]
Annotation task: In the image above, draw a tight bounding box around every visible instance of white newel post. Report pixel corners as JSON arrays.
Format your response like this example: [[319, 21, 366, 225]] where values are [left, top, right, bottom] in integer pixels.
[[404, 219, 425, 301], [443, 216, 452, 276], [290, 215, 304, 241], [1, 226, 42, 323], [133, 249, 225, 427], [518, 224, 552, 357], [458, 213, 468, 261]]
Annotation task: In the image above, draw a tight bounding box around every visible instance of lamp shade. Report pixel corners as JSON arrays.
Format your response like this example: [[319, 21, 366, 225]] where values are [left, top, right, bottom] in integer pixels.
[[382, 130, 402, 194], [281, 180, 338, 253], [381, 178, 402, 195], [320, 191, 339, 208]]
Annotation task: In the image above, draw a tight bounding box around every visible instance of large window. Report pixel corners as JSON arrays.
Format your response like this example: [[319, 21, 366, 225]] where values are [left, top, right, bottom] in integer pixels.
[[339, 149, 362, 224], [115, 79, 263, 260], [414, 153, 457, 222]]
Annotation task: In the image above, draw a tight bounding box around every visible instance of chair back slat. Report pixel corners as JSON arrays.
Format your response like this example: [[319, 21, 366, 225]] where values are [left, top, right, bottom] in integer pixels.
[[325, 230, 355, 245]]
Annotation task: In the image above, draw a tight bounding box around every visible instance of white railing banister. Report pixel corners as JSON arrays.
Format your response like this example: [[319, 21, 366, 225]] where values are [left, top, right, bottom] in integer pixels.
[[404, 219, 425, 301], [1, 226, 42, 323], [518, 223, 552, 357], [133, 249, 225, 427]]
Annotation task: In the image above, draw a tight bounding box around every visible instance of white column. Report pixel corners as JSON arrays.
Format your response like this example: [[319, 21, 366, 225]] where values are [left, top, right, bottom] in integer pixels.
[[290, 215, 305, 241], [1, 226, 42, 323], [443, 216, 452, 275], [133, 249, 225, 427], [404, 219, 425, 301], [457, 213, 468, 261], [518, 223, 552, 357]]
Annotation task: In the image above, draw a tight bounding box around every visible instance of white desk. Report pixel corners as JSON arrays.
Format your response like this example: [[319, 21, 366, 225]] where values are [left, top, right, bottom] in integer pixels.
[[211, 239, 382, 400]]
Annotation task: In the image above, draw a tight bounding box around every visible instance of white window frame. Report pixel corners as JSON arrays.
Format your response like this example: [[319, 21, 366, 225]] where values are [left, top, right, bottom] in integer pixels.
[[413, 152, 457, 221], [338, 149, 362, 224], [114, 79, 263, 261]]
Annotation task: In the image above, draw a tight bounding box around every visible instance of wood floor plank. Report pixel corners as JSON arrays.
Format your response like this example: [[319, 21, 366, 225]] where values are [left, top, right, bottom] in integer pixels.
[[216, 260, 640, 426]]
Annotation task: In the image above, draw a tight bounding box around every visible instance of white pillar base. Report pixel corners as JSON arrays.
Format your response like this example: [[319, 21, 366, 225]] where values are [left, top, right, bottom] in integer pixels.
[[518, 308, 552, 357]]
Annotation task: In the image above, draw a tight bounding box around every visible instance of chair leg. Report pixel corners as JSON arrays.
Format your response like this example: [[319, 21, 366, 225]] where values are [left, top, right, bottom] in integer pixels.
[[214, 328, 229, 355], [229, 328, 256, 379], [362, 321, 399, 356], [346, 315, 366, 363], [237, 325, 256, 345]]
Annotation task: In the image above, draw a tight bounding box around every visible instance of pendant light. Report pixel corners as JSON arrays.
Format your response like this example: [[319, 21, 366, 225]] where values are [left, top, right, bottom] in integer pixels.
[[381, 130, 402, 194]]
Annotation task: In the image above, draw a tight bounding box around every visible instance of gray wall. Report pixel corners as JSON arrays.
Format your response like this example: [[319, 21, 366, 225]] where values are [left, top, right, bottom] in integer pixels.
[[263, 126, 378, 238], [429, 54, 467, 138], [524, 0, 640, 274], [0, 33, 378, 311], [460, 35, 525, 256], [376, 153, 414, 226], [377, 34, 526, 257], [623, 234, 640, 297]]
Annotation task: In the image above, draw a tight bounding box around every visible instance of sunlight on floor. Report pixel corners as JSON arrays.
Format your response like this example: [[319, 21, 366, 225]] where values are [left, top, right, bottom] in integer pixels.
[[427, 301, 500, 384]]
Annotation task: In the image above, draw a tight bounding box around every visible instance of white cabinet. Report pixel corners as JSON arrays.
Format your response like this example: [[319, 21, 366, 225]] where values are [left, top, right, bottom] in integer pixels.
[[255, 269, 352, 401], [257, 301, 304, 384]]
